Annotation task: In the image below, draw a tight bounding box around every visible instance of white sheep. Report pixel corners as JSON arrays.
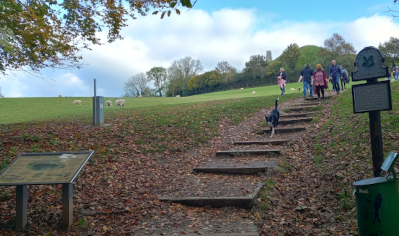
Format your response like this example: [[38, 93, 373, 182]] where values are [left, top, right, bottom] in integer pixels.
[[175, 95, 180, 99], [73, 100, 81, 105], [252, 91, 256, 94], [115, 98, 125, 109], [139, 95, 143, 98], [105, 100, 113, 108], [240, 88, 244, 90]]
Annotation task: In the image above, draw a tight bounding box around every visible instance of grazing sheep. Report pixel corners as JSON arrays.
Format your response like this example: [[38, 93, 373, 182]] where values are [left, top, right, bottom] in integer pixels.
[[139, 95, 143, 98], [298, 88, 301, 91], [105, 100, 113, 108], [73, 100, 81, 105], [175, 95, 180, 99], [291, 88, 295, 92], [59, 95, 62, 97], [115, 98, 125, 109], [240, 88, 244, 90], [252, 91, 256, 94]]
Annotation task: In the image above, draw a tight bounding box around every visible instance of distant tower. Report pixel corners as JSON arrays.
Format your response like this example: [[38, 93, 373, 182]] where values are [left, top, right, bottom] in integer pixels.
[[266, 51, 272, 62]]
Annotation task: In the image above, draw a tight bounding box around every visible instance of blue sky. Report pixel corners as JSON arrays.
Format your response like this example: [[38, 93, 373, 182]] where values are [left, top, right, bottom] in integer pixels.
[[1, 0, 399, 97]]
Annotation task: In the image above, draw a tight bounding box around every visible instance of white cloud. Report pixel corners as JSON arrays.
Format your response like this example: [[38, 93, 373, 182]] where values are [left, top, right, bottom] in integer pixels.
[[1, 9, 399, 97]]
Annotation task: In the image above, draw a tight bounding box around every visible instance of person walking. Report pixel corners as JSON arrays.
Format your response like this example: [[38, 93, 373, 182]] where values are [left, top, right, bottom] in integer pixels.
[[312, 64, 328, 101], [299, 64, 314, 98], [279, 68, 287, 95], [395, 68, 399, 81], [340, 65, 349, 90], [329, 60, 341, 94]]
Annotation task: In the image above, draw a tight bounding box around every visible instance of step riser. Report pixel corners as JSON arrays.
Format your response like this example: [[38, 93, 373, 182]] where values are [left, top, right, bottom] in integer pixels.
[[194, 167, 269, 175], [215, 150, 280, 157], [234, 140, 289, 145], [278, 118, 313, 125], [280, 112, 317, 118], [261, 128, 306, 134], [159, 184, 264, 209], [286, 107, 317, 112]]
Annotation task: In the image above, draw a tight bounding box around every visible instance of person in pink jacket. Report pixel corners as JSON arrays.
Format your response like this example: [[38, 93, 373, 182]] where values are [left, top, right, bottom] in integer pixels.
[[312, 64, 328, 101]]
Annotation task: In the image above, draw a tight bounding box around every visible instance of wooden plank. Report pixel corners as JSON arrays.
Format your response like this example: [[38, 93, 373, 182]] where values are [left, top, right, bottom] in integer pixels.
[[305, 96, 333, 100], [261, 127, 306, 134], [280, 112, 317, 118], [193, 165, 275, 175], [278, 118, 313, 125], [234, 139, 289, 145], [215, 149, 280, 156], [159, 183, 264, 209], [285, 106, 319, 112]]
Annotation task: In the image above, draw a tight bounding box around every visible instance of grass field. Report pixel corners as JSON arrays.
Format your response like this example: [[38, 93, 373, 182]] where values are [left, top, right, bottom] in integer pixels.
[[0, 80, 368, 124]]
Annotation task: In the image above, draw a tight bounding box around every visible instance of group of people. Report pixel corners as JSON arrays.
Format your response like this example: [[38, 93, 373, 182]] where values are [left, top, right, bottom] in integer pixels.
[[277, 60, 350, 101], [387, 65, 399, 81]]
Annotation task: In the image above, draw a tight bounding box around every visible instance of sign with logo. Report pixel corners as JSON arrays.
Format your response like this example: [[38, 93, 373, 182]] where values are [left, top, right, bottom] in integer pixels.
[[352, 46, 390, 81], [352, 80, 392, 113]]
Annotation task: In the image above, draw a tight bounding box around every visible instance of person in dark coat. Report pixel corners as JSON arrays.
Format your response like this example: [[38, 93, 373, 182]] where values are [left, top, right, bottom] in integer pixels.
[[300, 64, 314, 98], [279, 68, 287, 95], [329, 60, 341, 94]]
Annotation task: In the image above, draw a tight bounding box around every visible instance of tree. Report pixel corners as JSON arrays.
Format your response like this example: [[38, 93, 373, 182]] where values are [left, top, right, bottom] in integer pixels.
[[124, 73, 148, 97], [244, 55, 268, 70], [279, 43, 301, 71], [0, 0, 195, 77], [147, 67, 167, 97], [215, 61, 237, 74], [378, 37, 399, 65], [323, 33, 356, 57], [166, 57, 203, 96]]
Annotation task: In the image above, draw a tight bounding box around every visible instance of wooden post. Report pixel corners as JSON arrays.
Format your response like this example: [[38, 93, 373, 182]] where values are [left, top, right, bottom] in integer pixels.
[[62, 183, 73, 229], [369, 110, 384, 177], [367, 79, 384, 177], [16, 185, 27, 231]]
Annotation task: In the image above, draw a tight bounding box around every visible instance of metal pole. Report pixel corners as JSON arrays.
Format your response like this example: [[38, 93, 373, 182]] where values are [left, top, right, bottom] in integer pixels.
[[368, 79, 384, 177], [62, 183, 73, 229], [16, 185, 27, 230], [93, 78, 96, 125]]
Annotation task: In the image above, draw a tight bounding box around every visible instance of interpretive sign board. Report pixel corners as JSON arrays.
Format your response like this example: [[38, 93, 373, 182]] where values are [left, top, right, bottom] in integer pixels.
[[0, 151, 94, 186], [352, 46, 389, 81], [352, 80, 392, 113], [0, 151, 94, 230]]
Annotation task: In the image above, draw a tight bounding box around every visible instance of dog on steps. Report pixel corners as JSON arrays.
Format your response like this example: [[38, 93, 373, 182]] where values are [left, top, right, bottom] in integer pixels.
[[265, 98, 280, 138]]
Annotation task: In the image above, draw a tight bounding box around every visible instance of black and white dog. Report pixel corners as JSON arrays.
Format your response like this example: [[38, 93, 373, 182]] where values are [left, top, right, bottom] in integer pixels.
[[265, 98, 280, 138]]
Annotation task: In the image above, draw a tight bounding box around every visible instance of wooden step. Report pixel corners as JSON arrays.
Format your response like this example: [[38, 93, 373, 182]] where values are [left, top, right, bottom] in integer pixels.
[[305, 96, 333, 101], [260, 127, 306, 134], [215, 149, 280, 156], [278, 117, 313, 125], [290, 103, 319, 106], [280, 112, 317, 118], [234, 139, 289, 145], [159, 183, 264, 209], [194, 162, 277, 175], [285, 106, 318, 112]]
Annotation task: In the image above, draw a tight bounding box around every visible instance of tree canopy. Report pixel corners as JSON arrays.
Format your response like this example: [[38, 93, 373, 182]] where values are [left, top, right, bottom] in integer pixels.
[[323, 33, 356, 57], [0, 0, 195, 77], [379, 37, 399, 66], [147, 67, 167, 96]]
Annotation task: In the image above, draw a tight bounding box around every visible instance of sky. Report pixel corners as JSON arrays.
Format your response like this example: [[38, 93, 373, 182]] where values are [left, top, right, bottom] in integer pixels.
[[1, 0, 399, 97]]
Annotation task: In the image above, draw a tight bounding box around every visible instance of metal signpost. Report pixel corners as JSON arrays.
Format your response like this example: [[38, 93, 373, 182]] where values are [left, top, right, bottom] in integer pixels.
[[351, 46, 391, 177], [0, 151, 94, 230], [93, 78, 104, 125]]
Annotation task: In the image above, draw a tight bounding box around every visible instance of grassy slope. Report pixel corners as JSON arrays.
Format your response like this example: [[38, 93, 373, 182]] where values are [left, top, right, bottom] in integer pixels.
[[0, 83, 309, 124], [313, 80, 399, 221]]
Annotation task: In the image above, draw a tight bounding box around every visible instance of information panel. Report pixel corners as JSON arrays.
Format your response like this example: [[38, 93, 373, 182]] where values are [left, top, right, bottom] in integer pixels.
[[0, 151, 94, 185], [352, 81, 392, 113]]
